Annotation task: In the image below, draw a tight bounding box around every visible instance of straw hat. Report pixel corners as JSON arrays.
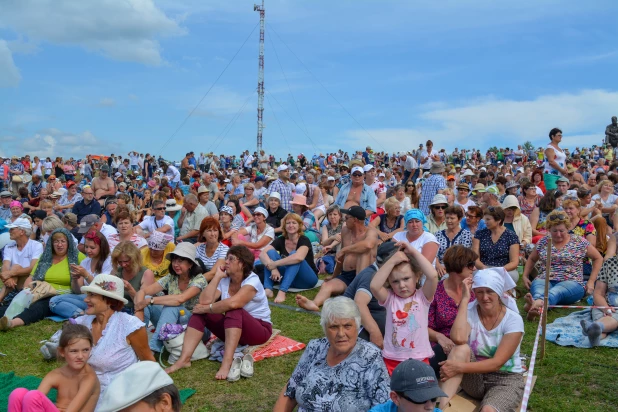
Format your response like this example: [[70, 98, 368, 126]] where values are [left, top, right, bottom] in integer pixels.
[[81, 274, 128, 304]]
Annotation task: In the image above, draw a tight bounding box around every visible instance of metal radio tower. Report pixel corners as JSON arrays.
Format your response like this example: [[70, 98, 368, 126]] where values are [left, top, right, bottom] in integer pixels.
[[254, 0, 265, 152]]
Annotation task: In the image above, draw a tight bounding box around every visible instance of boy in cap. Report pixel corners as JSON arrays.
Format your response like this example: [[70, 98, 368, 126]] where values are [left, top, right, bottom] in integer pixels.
[[370, 358, 446, 411]]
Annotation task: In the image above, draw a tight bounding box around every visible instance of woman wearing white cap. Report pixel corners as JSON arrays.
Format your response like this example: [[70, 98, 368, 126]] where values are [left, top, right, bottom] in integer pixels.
[[134, 242, 207, 353], [437, 270, 525, 411], [232, 206, 275, 259], [265, 192, 288, 234], [74, 274, 154, 397]]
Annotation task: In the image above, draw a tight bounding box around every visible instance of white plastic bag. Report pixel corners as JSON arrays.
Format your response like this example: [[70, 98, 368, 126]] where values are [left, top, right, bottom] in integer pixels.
[[5, 289, 33, 320]]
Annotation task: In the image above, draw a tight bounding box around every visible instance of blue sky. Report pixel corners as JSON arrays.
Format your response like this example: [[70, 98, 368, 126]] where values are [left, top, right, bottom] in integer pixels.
[[1, 0, 618, 161]]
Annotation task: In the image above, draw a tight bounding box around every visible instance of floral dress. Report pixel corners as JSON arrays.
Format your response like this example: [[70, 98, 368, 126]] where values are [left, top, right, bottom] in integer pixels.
[[569, 218, 596, 268], [536, 235, 588, 287], [517, 195, 539, 218]]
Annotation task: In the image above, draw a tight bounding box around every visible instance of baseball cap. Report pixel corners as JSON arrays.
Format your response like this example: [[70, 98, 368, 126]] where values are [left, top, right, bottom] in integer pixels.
[[277, 164, 288, 172], [363, 164, 374, 172], [341, 206, 366, 220], [351, 166, 364, 175], [78, 214, 100, 234], [63, 213, 78, 226], [100, 164, 110, 172], [0, 190, 12, 198], [391, 359, 446, 403], [327, 176, 335, 181], [5, 217, 31, 230]]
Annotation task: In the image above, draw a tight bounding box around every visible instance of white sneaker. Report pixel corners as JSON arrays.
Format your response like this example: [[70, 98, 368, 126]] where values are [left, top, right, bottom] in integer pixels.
[[227, 357, 242, 382], [241, 354, 254, 378]]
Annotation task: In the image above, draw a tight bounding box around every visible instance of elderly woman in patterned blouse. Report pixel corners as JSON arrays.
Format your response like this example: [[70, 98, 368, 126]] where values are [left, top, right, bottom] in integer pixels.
[[523, 210, 602, 321], [434, 206, 473, 278], [274, 296, 390, 412]]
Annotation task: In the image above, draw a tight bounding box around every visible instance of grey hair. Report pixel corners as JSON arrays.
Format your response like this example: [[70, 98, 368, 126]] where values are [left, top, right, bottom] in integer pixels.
[[42, 215, 64, 233], [184, 193, 198, 204], [320, 296, 361, 333]]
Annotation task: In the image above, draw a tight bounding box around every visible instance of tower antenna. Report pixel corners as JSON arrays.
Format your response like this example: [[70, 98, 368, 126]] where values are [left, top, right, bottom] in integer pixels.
[[254, 0, 265, 152]]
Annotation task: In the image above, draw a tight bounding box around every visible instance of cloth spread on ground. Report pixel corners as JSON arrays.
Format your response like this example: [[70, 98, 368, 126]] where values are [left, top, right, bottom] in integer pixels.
[[545, 309, 618, 348], [0, 372, 195, 412], [205, 329, 305, 362], [45, 315, 69, 322], [273, 279, 323, 292]]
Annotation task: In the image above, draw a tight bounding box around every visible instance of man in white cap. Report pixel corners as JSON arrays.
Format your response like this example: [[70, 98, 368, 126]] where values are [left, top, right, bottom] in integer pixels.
[[363, 164, 386, 210], [0, 218, 43, 305], [267, 164, 293, 211], [333, 166, 377, 218]]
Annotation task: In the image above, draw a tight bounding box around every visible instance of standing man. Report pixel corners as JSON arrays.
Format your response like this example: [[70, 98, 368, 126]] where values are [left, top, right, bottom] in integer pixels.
[[420, 140, 440, 173], [9, 156, 25, 195], [267, 165, 293, 212], [180, 153, 191, 179], [419, 162, 446, 215], [129, 151, 140, 172], [243, 150, 254, 174]]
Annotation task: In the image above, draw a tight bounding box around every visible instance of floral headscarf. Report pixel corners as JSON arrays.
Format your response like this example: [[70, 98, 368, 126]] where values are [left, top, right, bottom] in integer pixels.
[[33, 228, 80, 281]]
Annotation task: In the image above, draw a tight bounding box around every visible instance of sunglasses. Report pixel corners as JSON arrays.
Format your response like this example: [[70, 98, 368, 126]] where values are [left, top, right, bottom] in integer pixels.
[[352, 173, 363, 177], [467, 261, 476, 270], [432, 205, 447, 210], [402, 395, 438, 405], [154, 207, 166, 211], [548, 213, 568, 221]]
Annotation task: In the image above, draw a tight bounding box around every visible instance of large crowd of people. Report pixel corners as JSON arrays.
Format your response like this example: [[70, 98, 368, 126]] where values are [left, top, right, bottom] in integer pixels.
[[2, 128, 618, 411]]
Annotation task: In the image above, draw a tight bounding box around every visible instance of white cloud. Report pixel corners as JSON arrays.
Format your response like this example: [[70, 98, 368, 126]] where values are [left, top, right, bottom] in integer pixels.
[[98, 98, 116, 107], [0, 0, 185, 66], [345, 89, 617, 152], [15, 129, 118, 158], [0, 40, 21, 87]]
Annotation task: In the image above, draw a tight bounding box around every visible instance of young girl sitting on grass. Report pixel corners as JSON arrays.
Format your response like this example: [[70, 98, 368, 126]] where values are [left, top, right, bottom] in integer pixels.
[[8, 324, 100, 412], [370, 242, 439, 375]]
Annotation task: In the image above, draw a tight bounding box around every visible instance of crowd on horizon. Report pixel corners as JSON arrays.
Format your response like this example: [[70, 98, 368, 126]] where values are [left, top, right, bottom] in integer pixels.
[[2, 125, 618, 411]]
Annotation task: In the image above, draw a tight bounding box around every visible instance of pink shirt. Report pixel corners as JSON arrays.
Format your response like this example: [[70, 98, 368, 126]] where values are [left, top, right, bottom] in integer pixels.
[[380, 288, 434, 361]]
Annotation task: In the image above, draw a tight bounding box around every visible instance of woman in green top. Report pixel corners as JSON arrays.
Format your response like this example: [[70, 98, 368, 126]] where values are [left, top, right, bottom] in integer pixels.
[[0, 228, 85, 330], [133, 242, 207, 353], [112, 240, 155, 315]]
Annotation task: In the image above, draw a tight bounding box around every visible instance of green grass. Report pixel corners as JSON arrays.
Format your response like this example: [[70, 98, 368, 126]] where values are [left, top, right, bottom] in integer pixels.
[[0, 281, 616, 411]]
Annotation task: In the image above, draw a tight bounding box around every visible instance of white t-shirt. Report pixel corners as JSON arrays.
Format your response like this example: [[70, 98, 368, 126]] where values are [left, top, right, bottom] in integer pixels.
[[247, 224, 275, 250], [454, 198, 476, 212], [467, 304, 524, 373], [139, 215, 175, 238], [392, 231, 439, 265], [404, 156, 418, 172], [81, 256, 113, 285], [592, 194, 618, 212], [217, 272, 271, 323], [420, 149, 439, 169], [2, 239, 44, 268], [44, 161, 53, 175]]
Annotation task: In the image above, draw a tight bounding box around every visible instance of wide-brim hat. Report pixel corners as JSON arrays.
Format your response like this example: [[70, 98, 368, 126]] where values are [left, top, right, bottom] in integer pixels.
[[81, 274, 128, 304], [462, 169, 475, 177], [430, 162, 445, 174], [165, 199, 182, 212], [430, 194, 448, 206], [457, 183, 470, 191], [165, 241, 198, 266], [291, 194, 308, 207], [472, 183, 486, 193], [505, 180, 520, 190]]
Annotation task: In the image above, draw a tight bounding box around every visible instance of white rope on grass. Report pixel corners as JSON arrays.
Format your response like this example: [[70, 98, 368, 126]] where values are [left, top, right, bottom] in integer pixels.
[[520, 314, 543, 412]]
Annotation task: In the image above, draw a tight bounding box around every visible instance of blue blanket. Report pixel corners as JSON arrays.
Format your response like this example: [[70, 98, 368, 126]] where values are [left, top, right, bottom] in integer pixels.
[[545, 309, 618, 348]]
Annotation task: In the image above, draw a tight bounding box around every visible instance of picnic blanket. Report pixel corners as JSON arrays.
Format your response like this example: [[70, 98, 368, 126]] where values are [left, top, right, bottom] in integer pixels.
[[206, 329, 306, 363], [273, 279, 323, 293], [0, 372, 195, 412], [545, 309, 618, 348]]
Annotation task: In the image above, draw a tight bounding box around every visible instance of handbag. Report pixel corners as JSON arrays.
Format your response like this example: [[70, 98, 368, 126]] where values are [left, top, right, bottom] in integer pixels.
[[12, 175, 23, 183], [29, 281, 58, 303], [161, 329, 209, 365]]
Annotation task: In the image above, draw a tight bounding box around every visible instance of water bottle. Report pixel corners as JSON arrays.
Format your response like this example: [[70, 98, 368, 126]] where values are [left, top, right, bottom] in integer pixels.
[[178, 309, 190, 325]]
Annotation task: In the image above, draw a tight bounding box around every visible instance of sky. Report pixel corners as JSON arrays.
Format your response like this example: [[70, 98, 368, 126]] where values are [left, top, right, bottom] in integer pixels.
[[1, 0, 618, 161]]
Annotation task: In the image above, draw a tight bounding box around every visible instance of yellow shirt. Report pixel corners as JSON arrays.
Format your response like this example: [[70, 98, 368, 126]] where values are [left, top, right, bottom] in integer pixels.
[[141, 242, 176, 280], [31, 253, 86, 294]]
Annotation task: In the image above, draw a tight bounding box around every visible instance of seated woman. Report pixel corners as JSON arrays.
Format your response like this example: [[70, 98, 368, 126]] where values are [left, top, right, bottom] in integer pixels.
[[0, 228, 85, 330], [529, 189, 563, 240], [592, 179, 618, 228], [265, 192, 288, 234], [437, 270, 525, 412], [581, 255, 618, 346], [317, 205, 343, 275], [232, 206, 275, 260], [472, 206, 520, 283], [290, 194, 320, 241], [392, 184, 412, 214], [240, 182, 261, 214], [49, 231, 112, 318], [107, 207, 147, 251], [501, 195, 532, 247], [460, 205, 485, 236], [136, 199, 175, 240], [370, 196, 404, 243], [518, 181, 540, 219], [167, 246, 272, 381], [434, 206, 473, 277], [195, 217, 229, 281], [426, 194, 448, 234], [134, 242, 207, 353], [112, 241, 155, 315], [219, 205, 240, 247], [523, 210, 602, 320], [428, 246, 478, 377], [297, 181, 326, 221], [273, 296, 390, 411], [74, 274, 154, 398], [227, 195, 252, 228], [563, 197, 597, 278], [260, 213, 320, 303], [141, 231, 175, 280]]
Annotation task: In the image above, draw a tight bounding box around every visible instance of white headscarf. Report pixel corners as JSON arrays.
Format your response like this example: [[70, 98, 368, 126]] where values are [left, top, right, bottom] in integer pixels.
[[468, 268, 518, 313]]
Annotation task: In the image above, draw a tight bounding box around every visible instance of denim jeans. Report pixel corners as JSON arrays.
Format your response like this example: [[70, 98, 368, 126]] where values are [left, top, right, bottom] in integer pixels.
[[144, 304, 190, 352], [263, 249, 319, 292], [530, 279, 585, 306], [49, 294, 87, 318]]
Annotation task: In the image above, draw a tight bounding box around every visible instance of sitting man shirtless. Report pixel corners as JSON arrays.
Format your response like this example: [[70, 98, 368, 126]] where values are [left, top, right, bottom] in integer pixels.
[[91, 164, 116, 205], [297, 205, 378, 311]]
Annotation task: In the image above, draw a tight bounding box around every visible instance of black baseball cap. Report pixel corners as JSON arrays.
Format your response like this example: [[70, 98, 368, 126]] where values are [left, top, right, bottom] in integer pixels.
[[341, 206, 365, 220], [376, 242, 399, 265], [391, 359, 446, 403]]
